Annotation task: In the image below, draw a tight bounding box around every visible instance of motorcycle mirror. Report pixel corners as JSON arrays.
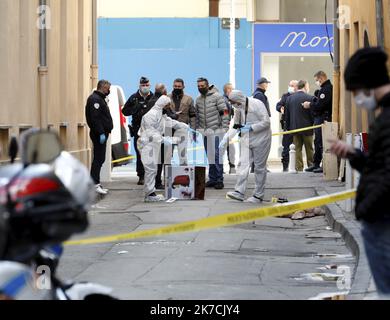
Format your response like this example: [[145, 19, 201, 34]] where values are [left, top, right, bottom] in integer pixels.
[[21, 130, 63, 165], [8, 136, 18, 164]]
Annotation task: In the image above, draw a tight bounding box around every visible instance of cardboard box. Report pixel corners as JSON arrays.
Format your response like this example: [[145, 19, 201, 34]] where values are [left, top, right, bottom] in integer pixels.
[[165, 166, 206, 200]]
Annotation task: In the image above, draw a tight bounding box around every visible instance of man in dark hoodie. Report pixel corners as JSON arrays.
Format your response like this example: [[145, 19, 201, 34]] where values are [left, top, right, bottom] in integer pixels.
[[330, 47, 390, 297]]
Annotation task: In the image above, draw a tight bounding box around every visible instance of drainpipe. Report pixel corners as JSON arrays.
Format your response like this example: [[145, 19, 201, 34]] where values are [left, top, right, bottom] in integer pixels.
[[91, 0, 98, 90], [332, 0, 340, 126], [230, 0, 236, 88], [376, 0, 384, 47], [38, 0, 48, 129]]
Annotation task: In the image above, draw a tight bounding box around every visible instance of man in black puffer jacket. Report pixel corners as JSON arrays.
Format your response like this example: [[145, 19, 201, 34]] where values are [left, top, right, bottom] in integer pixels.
[[330, 47, 390, 296]]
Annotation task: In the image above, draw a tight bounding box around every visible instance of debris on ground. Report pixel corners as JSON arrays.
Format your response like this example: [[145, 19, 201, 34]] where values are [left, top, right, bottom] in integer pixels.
[[290, 207, 326, 220], [309, 291, 349, 300], [295, 272, 344, 282]]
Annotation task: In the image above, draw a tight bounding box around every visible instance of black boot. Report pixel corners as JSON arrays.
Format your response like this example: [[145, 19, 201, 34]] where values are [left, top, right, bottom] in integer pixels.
[[137, 177, 145, 185]]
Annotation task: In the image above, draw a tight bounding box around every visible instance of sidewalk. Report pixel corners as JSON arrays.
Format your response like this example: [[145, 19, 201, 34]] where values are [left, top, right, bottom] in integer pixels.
[[59, 164, 375, 300]]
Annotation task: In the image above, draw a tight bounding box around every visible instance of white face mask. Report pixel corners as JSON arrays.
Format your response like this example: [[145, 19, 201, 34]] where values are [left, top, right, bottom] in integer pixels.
[[315, 80, 321, 87], [288, 86, 295, 94], [354, 90, 377, 110]]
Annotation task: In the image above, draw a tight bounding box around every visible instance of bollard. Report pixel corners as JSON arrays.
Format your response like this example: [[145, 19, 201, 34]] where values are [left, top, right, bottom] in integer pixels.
[[289, 144, 298, 174]]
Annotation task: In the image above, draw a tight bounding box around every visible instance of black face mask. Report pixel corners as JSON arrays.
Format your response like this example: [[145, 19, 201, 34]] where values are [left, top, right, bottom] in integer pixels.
[[173, 89, 183, 96], [198, 88, 208, 96], [105, 90, 111, 97], [162, 108, 168, 115]]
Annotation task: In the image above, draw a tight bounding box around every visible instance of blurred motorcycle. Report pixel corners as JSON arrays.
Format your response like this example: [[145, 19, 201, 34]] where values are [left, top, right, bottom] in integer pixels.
[[0, 130, 117, 300]]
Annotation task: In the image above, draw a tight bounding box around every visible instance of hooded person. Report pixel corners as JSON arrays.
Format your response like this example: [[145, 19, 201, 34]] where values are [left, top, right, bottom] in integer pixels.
[[221, 90, 272, 203], [138, 95, 197, 202], [330, 47, 390, 296]]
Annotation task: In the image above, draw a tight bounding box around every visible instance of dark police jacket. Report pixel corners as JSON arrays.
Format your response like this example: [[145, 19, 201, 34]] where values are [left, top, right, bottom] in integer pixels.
[[348, 93, 390, 223], [276, 92, 293, 129], [253, 88, 271, 117], [122, 90, 154, 134], [310, 80, 333, 120], [85, 91, 113, 137], [285, 91, 314, 136]]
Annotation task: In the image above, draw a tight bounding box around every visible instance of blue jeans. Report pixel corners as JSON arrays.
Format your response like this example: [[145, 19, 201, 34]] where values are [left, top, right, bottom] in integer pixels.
[[362, 217, 390, 295], [203, 135, 224, 183]]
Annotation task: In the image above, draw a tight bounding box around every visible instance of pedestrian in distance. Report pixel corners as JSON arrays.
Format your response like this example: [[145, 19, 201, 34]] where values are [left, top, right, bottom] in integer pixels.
[[276, 80, 298, 172], [85, 80, 114, 195], [253, 77, 272, 117], [285, 80, 315, 172], [330, 47, 390, 297]]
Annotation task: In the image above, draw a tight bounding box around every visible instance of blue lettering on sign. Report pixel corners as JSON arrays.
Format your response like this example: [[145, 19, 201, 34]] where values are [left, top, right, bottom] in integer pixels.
[[254, 24, 334, 85]]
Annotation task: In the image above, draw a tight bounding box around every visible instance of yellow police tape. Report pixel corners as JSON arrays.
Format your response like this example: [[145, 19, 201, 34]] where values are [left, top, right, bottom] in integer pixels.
[[272, 124, 323, 137], [116, 125, 324, 158], [112, 155, 136, 164], [64, 189, 356, 246]]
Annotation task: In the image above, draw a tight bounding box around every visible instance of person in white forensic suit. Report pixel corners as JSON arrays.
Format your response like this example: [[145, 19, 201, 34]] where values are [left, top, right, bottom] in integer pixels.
[[137, 95, 197, 202], [220, 90, 272, 203]]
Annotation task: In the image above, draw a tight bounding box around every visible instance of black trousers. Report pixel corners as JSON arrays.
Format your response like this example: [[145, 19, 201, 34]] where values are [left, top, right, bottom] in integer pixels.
[[134, 134, 145, 178], [282, 134, 293, 169], [156, 144, 164, 186], [313, 116, 325, 167], [90, 132, 107, 185]]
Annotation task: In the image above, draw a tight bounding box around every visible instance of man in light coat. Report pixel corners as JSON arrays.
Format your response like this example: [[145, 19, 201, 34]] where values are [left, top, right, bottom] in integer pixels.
[[138, 96, 196, 202], [221, 90, 272, 203]]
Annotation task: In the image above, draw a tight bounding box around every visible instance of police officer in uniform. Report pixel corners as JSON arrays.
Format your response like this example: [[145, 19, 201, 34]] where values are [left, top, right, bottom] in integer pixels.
[[122, 77, 154, 185], [303, 71, 333, 173], [85, 80, 114, 195]]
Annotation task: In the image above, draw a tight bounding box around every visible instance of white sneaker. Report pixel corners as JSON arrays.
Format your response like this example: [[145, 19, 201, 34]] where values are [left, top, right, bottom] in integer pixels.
[[226, 191, 245, 202], [98, 184, 109, 193], [144, 194, 165, 203], [246, 196, 263, 204], [96, 184, 108, 195]]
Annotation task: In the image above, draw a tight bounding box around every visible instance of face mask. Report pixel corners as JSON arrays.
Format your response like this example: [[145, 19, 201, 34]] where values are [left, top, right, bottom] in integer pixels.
[[141, 87, 150, 95], [315, 81, 321, 87], [199, 88, 208, 96], [173, 89, 183, 96], [288, 86, 295, 94], [354, 90, 377, 110]]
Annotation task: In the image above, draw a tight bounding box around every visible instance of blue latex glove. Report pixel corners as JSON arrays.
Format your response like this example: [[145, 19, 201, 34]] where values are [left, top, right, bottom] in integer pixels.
[[162, 137, 173, 145], [100, 134, 106, 145], [240, 124, 253, 133]]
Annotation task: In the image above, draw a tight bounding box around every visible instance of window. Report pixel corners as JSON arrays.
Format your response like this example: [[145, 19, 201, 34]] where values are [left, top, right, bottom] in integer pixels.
[[280, 0, 334, 23]]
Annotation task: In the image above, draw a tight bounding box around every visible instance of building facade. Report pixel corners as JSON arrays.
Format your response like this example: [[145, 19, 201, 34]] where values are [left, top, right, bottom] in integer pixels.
[[0, 0, 95, 165], [336, 0, 390, 138]]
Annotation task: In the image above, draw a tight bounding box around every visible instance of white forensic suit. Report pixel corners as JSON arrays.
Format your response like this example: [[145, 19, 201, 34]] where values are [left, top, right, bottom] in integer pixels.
[[225, 90, 272, 201], [138, 96, 189, 198]]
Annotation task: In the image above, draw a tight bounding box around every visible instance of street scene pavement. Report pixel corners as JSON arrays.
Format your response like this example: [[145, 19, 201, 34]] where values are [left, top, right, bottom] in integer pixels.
[[59, 166, 364, 300]]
